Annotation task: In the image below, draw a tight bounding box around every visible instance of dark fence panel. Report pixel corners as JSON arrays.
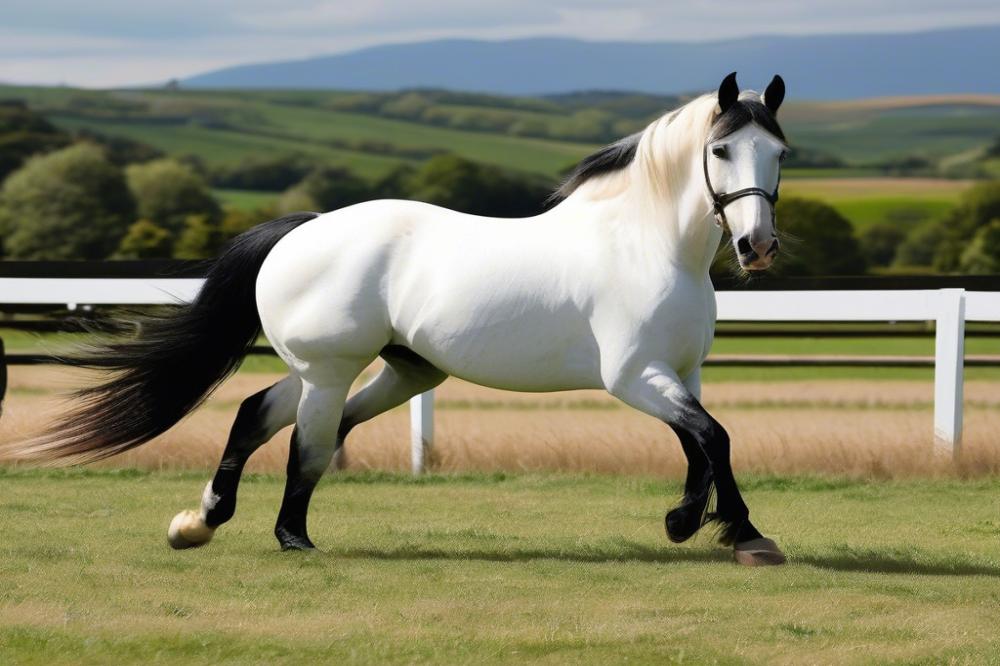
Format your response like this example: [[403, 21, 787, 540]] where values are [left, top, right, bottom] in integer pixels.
[[0, 261, 999, 291]]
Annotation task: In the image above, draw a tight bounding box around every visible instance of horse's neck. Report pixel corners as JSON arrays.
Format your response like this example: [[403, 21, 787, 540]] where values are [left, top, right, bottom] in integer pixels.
[[603, 179, 721, 279]]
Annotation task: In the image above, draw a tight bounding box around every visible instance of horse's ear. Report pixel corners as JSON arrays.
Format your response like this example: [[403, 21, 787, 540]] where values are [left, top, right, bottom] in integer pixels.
[[718, 72, 739, 114], [763, 75, 785, 115]]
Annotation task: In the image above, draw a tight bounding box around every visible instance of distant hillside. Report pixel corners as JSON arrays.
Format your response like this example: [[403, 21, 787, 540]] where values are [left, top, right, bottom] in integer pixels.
[[181, 27, 1000, 99], [3, 85, 999, 180]]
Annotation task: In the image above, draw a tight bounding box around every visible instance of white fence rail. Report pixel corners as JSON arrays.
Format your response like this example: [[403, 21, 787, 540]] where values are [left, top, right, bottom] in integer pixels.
[[1, 279, 998, 468]]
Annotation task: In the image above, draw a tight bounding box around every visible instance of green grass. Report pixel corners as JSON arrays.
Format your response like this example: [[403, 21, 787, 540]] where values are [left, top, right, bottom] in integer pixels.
[[779, 179, 970, 230], [2, 468, 1000, 664], [213, 189, 278, 211], [48, 114, 410, 178], [39, 92, 596, 178], [784, 102, 1000, 163]]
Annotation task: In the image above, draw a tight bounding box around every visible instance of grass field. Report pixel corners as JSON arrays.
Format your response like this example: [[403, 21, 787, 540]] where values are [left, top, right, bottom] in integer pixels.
[[2, 468, 1000, 664], [779, 178, 970, 230], [212, 188, 279, 211]]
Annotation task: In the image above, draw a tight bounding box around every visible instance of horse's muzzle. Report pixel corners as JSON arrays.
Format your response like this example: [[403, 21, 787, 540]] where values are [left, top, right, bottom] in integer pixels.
[[736, 236, 779, 271]]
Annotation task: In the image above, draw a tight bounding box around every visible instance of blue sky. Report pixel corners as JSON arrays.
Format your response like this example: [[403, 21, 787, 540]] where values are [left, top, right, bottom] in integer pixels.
[[2, 1, 999, 87]]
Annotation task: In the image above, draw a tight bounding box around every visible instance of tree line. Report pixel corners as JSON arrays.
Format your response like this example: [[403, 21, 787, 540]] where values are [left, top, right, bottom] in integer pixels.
[[1, 98, 998, 274]]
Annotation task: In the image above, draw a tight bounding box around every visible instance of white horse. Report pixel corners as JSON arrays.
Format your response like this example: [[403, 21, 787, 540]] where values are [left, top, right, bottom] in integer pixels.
[[18, 72, 790, 566]]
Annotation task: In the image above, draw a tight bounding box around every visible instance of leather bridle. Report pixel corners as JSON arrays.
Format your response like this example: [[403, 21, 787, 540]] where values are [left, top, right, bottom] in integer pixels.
[[702, 144, 780, 233]]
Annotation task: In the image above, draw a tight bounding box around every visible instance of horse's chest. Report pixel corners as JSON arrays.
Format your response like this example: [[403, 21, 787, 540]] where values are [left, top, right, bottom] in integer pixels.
[[605, 280, 717, 376]]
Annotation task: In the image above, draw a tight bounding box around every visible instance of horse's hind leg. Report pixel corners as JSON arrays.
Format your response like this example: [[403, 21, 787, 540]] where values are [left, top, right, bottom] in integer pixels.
[[336, 345, 447, 450], [167, 375, 301, 549], [275, 366, 360, 551]]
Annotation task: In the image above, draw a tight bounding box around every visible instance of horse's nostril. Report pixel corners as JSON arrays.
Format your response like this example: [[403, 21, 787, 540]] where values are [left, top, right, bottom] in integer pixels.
[[766, 239, 779, 257], [736, 237, 753, 256]]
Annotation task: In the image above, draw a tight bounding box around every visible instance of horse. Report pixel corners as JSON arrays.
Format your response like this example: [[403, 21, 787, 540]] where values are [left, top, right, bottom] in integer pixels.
[[13, 72, 790, 566]]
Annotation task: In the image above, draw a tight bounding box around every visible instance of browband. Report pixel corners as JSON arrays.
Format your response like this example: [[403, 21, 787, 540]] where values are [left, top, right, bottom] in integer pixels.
[[702, 145, 780, 232]]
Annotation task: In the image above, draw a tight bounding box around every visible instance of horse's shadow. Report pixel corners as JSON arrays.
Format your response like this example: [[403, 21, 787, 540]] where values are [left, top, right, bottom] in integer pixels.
[[306, 541, 1000, 577], [795, 549, 1000, 577]]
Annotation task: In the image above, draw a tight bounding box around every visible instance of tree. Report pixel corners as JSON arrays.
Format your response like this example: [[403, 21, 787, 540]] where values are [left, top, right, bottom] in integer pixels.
[[899, 181, 1000, 273], [860, 222, 907, 268], [220, 205, 276, 241], [0, 143, 134, 259], [126, 158, 221, 233], [115, 219, 172, 258], [209, 154, 314, 191], [72, 129, 163, 166], [894, 220, 949, 269], [278, 166, 371, 214], [406, 154, 550, 217], [174, 214, 225, 259], [959, 220, 1000, 274], [771, 197, 867, 275], [0, 100, 71, 182]]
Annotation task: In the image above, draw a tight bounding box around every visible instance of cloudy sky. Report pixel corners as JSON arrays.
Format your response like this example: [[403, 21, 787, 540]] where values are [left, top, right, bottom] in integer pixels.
[[3, 0, 999, 88]]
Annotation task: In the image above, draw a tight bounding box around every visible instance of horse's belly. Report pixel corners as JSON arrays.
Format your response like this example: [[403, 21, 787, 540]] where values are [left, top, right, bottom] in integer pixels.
[[396, 305, 602, 392]]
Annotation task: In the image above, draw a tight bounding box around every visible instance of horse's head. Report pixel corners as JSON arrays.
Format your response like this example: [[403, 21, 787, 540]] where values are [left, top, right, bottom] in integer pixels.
[[704, 72, 787, 271]]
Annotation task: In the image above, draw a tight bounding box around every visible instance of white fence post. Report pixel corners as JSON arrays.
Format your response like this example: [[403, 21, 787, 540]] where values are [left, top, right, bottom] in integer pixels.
[[409, 389, 435, 474], [933, 288, 965, 460]]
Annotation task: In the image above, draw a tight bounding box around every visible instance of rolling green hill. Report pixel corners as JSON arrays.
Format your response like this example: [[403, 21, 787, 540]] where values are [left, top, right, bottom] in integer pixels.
[[5, 85, 999, 179], [1, 85, 997, 235]]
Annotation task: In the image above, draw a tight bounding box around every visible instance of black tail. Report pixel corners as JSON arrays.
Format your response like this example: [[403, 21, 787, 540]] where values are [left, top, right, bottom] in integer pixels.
[[14, 212, 319, 465]]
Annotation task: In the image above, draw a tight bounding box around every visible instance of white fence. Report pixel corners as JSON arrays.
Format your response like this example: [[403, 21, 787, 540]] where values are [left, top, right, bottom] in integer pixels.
[[1, 279, 998, 469]]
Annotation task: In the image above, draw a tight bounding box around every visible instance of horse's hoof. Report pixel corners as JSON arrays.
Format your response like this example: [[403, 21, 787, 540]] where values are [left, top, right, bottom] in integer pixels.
[[167, 509, 216, 549], [734, 537, 786, 566], [665, 506, 701, 543], [275, 526, 316, 551]]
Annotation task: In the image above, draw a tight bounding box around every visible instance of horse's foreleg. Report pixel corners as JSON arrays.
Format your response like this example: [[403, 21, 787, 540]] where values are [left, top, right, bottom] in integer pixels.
[[167, 375, 301, 549], [664, 426, 714, 543], [609, 362, 784, 565], [664, 369, 714, 543], [274, 374, 354, 551]]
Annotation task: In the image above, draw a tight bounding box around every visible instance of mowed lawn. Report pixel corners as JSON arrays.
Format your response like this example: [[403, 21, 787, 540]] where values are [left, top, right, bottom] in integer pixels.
[[2, 469, 1000, 664]]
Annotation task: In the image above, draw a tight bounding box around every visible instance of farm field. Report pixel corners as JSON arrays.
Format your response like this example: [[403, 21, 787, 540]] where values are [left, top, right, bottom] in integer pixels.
[[779, 178, 970, 230], [2, 468, 1000, 664], [4, 363, 1000, 477]]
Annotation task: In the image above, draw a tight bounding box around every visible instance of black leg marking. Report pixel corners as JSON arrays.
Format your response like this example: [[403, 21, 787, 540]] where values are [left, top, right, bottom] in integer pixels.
[[664, 426, 714, 543], [668, 402, 763, 547], [204, 388, 270, 528], [274, 428, 320, 551]]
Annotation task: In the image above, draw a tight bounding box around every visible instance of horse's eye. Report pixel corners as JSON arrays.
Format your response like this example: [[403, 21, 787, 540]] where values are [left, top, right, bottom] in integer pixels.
[[712, 145, 728, 159], [778, 150, 788, 163]]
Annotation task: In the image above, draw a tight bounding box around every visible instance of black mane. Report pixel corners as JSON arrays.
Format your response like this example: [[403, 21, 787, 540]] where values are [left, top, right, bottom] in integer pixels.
[[551, 132, 641, 201], [551, 95, 784, 201]]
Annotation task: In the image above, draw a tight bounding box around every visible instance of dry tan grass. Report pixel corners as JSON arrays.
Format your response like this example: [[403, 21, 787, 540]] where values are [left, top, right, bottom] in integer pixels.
[[2, 366, 1000, 478]]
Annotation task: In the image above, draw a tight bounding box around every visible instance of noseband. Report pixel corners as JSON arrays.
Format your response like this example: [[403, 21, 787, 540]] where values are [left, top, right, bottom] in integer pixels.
[[702, 145, 780, 232]]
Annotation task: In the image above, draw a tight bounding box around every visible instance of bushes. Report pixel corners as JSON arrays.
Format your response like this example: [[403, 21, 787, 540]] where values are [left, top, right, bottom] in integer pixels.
[[772, 198, 867, 276], [126, 159, 221, 233], [0, 100, 71, 183], [208, 155, 314, 192], [0, 144, 135, 259], [893, 180, 1000, 272]]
